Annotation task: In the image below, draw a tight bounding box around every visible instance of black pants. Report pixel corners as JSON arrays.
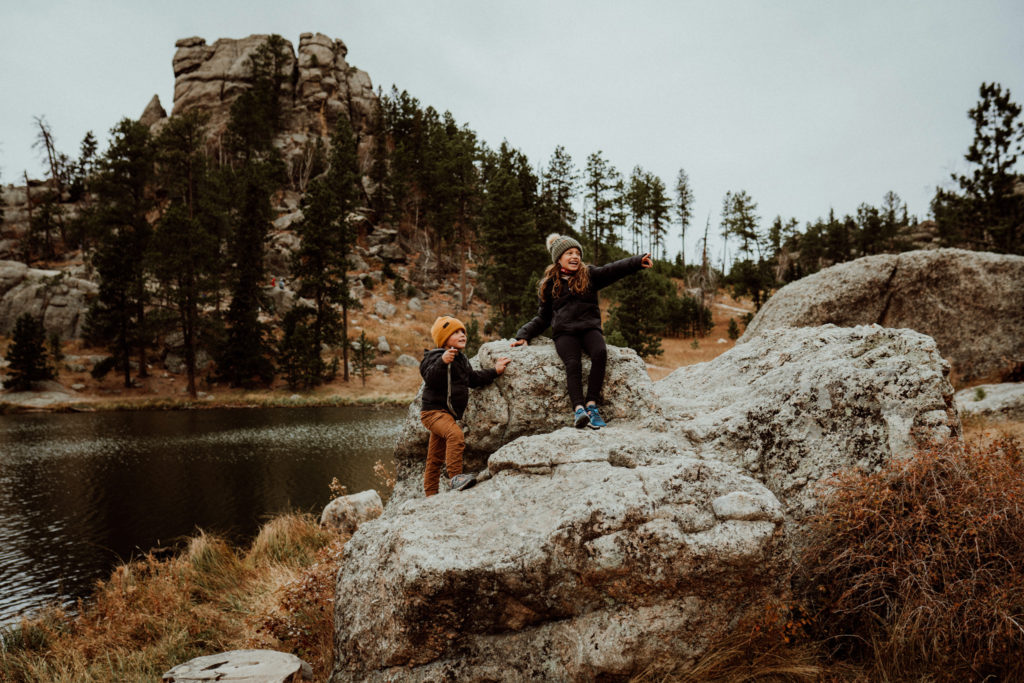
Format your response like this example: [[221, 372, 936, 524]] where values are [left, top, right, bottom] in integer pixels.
[[554, 329, 607, 408]]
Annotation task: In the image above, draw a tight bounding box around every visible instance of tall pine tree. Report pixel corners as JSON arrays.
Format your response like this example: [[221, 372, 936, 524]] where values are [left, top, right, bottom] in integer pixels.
[[478, 143, 548, 338], [151, 111, 227, 399], [216, 35, 290, 387], [291, 116, 361, 383], [83, 118, 155, 388], [674, 168, 694, 267]]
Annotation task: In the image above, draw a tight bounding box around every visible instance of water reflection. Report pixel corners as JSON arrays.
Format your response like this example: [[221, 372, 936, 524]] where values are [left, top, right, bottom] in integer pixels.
[[0, 405, 404, 624]]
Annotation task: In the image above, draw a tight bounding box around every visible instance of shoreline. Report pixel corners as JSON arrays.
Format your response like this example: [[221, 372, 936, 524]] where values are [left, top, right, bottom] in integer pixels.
[[0, 391, 415, 415]]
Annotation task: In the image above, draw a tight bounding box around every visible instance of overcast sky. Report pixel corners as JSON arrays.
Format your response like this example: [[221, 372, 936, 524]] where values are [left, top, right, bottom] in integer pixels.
[[2, 1, 1022, 262]]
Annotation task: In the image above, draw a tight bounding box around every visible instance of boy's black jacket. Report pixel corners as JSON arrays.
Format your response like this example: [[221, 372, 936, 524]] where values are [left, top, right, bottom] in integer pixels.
[[515, 255, 645, 341], [419, 349, 498, 420]]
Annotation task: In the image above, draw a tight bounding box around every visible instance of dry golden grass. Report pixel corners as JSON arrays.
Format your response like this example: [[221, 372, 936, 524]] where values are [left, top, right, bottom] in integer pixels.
[[0, 514, 345, 683], [645, 292, 753, 381]]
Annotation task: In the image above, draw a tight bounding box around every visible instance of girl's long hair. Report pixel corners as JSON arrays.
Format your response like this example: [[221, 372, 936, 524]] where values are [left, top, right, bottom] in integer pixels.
[[538, 261, 591, 301]]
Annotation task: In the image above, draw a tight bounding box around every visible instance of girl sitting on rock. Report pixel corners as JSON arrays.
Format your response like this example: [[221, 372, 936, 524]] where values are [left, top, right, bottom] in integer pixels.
[[511, 234, 652, 429]]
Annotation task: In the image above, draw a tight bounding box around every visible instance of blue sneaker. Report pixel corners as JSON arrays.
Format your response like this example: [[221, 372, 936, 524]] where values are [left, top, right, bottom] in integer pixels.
[[586, 405, 607, 429], [573, 407, 590, 429]]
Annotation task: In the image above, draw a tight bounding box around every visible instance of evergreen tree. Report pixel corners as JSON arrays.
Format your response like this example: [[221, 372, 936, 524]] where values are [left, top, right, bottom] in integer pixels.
[[584, 151, 618, 263], [278, 306, 320, 389], [720, 190, 762, 259], [224, 35, 290, 155], [541, 145, 578, 231], [25, 198, 61, 263], [216, 161, 278, 387], [604, 269, 671, 359], [83, 118, 155, 388], [464, 317, 483, 357], [4, 314, 55, 390], [674, 168, 694, 267], [880, 191, 909, 251], [351, 330, 375, 386], [478, 143, 547, 337], [31, 116, 69, 247], [151, 111, 228, 399], [291, 116, 361, 383], [69, 131, 98, 203], [626, 166, 650, 253], [366, 92, 390, 220], [934, 82, 1023, 254], [216, 36, 290, 387], [433, 114, 480, 310], [647, 174, 670, 259]]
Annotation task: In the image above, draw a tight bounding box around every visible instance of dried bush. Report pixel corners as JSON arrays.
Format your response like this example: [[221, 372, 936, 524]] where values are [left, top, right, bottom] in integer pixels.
[[799, 438, 1024, 680]]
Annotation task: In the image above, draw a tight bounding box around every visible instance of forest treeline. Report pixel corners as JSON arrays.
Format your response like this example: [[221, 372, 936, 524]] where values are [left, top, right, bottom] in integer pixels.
[[3, 35, 1022, 389]]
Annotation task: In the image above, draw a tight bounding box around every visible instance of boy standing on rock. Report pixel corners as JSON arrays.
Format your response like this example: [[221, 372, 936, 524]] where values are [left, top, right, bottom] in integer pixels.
[[420, 316, 510, 496]]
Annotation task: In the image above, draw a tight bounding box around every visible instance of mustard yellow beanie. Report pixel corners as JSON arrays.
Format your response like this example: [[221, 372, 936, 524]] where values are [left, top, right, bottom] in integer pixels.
[[431, 316, 466, 348]]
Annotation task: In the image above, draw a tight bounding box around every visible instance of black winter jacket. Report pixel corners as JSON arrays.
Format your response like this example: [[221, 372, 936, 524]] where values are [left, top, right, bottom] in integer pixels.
[[514, 255, 645, 341], [419, 348, 499, 420]]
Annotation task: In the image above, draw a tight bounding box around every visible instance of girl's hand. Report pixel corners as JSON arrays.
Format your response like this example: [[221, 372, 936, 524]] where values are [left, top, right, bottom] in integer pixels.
[[511, 339, 528, 347], [494, 357, 511, 374], [641, 253, 653, 268], [442, 348, 458, 364]]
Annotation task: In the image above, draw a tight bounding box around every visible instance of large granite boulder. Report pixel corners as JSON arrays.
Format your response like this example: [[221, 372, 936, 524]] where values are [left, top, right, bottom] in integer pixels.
[[657, 324, 958, 517], [739, 249, 1024, 383], [390, 338, 660, 503], [332, 326, 959, 681], [334, 445, 787, 682], [0, 261, 98, 339]]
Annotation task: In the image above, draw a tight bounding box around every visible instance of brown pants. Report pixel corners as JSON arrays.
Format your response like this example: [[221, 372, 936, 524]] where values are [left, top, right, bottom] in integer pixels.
[[421, 410, 465, 496]]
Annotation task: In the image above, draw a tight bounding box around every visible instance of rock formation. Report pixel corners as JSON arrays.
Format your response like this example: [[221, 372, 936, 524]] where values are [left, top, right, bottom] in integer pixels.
[[168, 33, 379, 184], [955, 382, 1024, 422], [739, 248, 1024, 383], [0, 260, 97, 339], [331, 325, 959, 681], [138, 94, 167, 127], [319, 489, 384, 534]]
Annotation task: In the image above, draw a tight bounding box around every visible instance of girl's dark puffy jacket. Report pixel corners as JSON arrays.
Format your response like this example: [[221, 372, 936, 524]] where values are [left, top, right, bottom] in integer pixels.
[[419, 348, 498, 420], [515, 255, 645, 341]]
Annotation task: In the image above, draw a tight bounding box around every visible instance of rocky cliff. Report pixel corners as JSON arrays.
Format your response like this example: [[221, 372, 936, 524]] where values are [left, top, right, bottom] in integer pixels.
[[158, 33, 380, 188]]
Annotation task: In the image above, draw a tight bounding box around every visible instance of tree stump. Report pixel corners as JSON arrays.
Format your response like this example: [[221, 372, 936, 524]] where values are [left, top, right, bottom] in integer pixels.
[[162, 649, 312, 682]]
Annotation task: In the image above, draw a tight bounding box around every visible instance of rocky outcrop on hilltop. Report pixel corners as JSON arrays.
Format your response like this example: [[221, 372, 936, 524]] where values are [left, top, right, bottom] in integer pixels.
[[166, 33, 379, 186], [331, 325, 959, 681], [739, 249, 1024, 383]]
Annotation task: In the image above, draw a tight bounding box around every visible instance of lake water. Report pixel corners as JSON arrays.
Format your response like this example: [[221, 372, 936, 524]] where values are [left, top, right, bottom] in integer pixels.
[[0, 405, 406, 626]]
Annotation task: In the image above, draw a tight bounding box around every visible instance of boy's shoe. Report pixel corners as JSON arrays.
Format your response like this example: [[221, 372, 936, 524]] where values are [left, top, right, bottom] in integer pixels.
[[574, 407, 590, 429], [450, 472, 477, 491], [586, 405, 607, 429]]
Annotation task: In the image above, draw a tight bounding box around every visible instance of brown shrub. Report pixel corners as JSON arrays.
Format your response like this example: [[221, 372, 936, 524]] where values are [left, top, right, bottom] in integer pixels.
[[799, 438, 1024, 680]]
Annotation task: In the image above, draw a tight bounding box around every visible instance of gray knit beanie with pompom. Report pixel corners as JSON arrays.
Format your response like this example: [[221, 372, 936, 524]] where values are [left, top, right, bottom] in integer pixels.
[[546, 233, 583, 264]]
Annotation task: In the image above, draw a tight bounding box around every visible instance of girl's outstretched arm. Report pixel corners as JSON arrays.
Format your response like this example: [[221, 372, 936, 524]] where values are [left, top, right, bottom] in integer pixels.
[[590, 254, 648, 290]]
